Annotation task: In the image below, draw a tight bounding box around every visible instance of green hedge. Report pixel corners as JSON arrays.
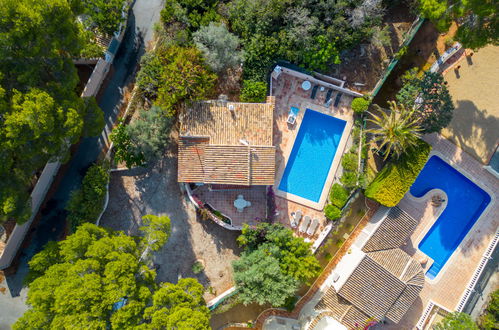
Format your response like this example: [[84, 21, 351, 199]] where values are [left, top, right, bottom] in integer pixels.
[[324, 204, 342, 221], [66, 164, 109, 232], [365, 140, 432, 207], [329, 183, 349, 209]]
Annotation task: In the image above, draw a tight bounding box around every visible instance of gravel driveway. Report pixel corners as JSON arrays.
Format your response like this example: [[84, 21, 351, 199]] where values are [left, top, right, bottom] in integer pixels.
[[100, 152, 242, 301]]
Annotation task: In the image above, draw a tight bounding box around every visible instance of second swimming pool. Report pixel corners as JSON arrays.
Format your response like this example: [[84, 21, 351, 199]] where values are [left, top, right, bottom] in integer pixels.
[[411, 155, 491, 279], [278, 109, 346, 203]]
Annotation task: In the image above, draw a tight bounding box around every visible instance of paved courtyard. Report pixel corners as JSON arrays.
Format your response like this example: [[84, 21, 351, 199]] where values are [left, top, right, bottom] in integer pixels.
[[100, 152, 242, 302], [192, 185, 267, 227]]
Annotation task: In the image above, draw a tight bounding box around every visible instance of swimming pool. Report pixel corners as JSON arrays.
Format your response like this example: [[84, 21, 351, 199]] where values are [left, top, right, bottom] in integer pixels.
[[278, 109, 346, 203], [411, 155, 491, 279]]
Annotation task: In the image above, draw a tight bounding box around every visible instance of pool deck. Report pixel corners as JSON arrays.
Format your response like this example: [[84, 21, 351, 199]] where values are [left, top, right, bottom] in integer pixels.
[[388, 133, 499, 329], [270, 70, 355, 238]]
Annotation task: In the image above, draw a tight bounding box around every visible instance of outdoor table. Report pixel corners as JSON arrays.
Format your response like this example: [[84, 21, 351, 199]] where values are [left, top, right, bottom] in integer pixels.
[[301, 80, 311, 91]]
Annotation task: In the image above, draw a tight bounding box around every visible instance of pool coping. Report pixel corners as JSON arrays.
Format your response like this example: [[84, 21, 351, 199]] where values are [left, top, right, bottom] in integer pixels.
[[404, 150, 496, 285], [274, 108, 353, 211]]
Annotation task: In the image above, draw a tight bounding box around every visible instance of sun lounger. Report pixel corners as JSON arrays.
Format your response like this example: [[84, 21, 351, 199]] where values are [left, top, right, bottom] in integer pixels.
[[286, 106, 300, 125], [299, 215, 311, 233], [307, 218, 320, 236], [310, 85, 319, 99], [324, 89, 333, 105], [290, 210, 302, 228], [333, 92, 343, 107]]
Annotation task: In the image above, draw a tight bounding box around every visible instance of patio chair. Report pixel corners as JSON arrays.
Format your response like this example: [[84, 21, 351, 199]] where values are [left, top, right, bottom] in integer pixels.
[[333, 92, 343, 108], [299, 215, 312, 233], [307, 218, 320, 236], [286, 106, 300, 125], [324, 89, 333, 105], [290, 210, 302, 228], [310, 85, 319, 99]]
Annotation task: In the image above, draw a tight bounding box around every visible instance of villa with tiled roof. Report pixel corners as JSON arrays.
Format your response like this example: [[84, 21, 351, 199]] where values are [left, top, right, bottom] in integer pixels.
[[312, 207, 424, 328], [178, 97, 276, 186]]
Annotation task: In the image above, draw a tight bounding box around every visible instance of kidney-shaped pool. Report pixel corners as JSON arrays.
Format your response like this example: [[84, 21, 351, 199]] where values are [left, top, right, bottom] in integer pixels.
[[410, 155, 491, 279]]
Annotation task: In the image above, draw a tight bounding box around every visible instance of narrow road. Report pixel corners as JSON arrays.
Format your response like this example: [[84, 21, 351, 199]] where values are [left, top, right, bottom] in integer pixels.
[[0, 0, 164, 327]]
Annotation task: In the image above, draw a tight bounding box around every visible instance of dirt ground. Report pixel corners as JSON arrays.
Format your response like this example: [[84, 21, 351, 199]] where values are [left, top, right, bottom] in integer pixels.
[[99, 150, 242, 302], [441, 45, 499, 164], [336, 4, 416, 93]]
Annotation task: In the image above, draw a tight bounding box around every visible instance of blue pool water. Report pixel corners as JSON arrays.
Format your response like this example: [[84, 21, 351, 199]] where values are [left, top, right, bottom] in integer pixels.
[[411, 155, 491, 279], [278, 109, 346, 202]]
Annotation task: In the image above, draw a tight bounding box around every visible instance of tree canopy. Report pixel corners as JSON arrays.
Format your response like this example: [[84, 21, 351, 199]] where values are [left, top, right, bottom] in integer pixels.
[[135, 45, 216, 116], [15, 219, 208, 329], [233, 223, 320, 306], [367, 101, 422, 160], [81, 0, 128, 36], [397, 70, 454, 133], [66, 164, 110, 231], [418, 0, 498, 49], [160, 0, 386, 81], [0, 0, 104, 224], [433, 312, 479, 330], [193, 22, 244, 73]]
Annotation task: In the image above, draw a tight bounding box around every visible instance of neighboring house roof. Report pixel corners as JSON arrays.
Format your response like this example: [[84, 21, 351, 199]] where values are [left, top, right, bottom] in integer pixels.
[[362, 206, 418, 253], [178, 97, 276, 185], [315, 207, 424, 326]]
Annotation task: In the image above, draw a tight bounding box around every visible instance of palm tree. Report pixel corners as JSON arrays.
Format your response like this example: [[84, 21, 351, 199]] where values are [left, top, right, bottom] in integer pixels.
[[367, 101, 422, 160]]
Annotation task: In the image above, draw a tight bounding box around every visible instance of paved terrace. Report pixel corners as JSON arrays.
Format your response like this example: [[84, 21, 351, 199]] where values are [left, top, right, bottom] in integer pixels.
[[192, 185, 267, 228], [270, 69, 355, 239], [391, 133, 499, 329]]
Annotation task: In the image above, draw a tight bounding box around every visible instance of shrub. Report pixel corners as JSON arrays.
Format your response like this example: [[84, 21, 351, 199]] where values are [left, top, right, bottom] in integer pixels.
[[240, 80, 267, 103], [341, 153, 358, 172], [66, 164, 109, 232], [340, 171, 358, 188], [351, 97, 370, 113], [324, 204, 342, 221], [192, 261, 204, 274], [365, 140, 431, 207], [193, 22, 243, 73], [329, 183, 349, 209], [335, 238, 345, 248]]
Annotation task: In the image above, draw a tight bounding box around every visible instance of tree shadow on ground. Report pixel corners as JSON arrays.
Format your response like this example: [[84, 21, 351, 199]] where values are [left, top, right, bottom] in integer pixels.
[[443, 100, 499, 163]]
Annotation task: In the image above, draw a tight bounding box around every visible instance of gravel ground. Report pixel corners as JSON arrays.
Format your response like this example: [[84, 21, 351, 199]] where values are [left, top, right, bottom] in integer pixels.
[[100, 151, 242, 301]]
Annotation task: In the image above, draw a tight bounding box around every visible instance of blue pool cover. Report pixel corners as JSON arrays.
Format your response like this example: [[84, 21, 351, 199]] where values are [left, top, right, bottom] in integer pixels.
[[411, 155, 491, 279], [278, 109, 346, 202]]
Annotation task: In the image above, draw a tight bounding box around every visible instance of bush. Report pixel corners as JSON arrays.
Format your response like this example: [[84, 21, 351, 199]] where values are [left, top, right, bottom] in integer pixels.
[[192, 261, 204, 274], [240, 80, 267, 103], [351, 97, 370, 113], [66, 164, 109, 232], [329, 183, 349, 208], [365, 140, 431, 207], [340, 171, 358, 188], [335, 238, 345, 248], [341, 153, 358, 172], [193, 22, 243, 73], [324, 204, 342, 221]]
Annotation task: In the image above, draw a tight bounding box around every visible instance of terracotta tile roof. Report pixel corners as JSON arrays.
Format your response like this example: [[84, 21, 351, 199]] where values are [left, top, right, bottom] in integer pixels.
[[178, 97, 276, 185], [338, 256, 406, 320], [316, 286, 352, 318], [178, 138, 208, 182], [316, 206, 425, 326], [362, 207, 418, 253], [385, 284, 423, 323], [342, 305, 372, 329], [204, 145, 250, 185], [250, 146, 276, 185], [179, 98, 274, 145]]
